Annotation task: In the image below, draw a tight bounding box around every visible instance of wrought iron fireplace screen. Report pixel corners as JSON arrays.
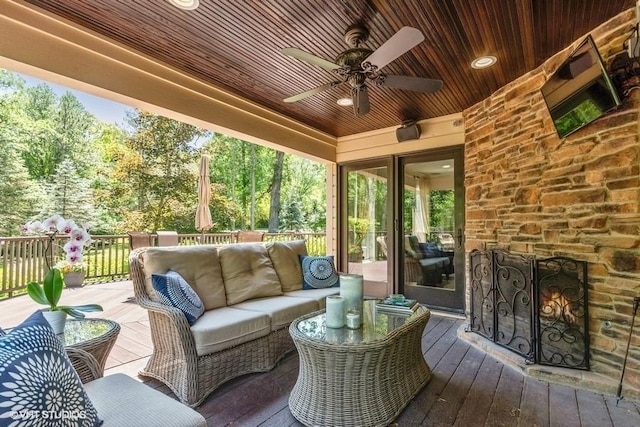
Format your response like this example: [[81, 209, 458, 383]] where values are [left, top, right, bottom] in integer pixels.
[[469, 250, 589, 370]]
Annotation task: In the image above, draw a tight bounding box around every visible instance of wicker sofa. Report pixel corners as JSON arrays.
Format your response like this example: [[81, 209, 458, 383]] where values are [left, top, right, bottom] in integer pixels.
[[129, 240, 339, 407]]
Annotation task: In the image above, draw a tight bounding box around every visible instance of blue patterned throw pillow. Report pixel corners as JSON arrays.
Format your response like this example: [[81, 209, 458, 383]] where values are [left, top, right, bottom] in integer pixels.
[[152, 270, 205, 325], [0, 310, 102, 426], [300, 255, 340, 289]]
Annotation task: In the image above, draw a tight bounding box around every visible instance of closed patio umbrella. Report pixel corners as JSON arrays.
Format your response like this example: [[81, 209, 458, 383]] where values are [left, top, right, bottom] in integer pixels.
[[195, 155, 213, 235]]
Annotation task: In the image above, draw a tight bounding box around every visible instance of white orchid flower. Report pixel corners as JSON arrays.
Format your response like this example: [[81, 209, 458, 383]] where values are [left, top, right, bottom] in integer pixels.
[[66, 251, 83, 265], [71, 227, 92, 246], [58, 219, 77, 234], [43, 214, 64, 232], [27, 220, 44, 234], [63, 240, 83, 254]]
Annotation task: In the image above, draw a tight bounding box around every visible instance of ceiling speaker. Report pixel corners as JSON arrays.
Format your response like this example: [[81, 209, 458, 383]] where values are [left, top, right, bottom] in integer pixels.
[[396, 121, 421, 142]]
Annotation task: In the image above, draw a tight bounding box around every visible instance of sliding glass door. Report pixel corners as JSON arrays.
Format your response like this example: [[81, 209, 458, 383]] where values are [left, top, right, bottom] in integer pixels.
[[399, 147, 465, 312], [339, 146, 464, 312]]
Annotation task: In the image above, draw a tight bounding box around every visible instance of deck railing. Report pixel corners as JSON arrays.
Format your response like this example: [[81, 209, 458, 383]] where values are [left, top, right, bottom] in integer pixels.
[[0, 232, 325, 299]]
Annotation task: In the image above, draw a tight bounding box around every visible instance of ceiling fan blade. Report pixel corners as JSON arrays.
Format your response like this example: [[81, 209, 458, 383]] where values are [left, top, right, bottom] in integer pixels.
[[352, 86, 370, 116], [281, 47, 340, 72], [362, 26, 425, 71], [376, 74, 443, 93], [284, 82, 340, 103]]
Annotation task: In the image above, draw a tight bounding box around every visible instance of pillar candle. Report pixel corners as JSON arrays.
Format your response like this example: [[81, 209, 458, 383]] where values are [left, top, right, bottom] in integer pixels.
[[340, 274, 363, 327], [325, 295, 345, 328]]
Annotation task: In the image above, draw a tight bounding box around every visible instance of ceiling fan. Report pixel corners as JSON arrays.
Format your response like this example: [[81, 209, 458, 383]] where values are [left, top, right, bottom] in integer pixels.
[[282, 24, 443, 117]]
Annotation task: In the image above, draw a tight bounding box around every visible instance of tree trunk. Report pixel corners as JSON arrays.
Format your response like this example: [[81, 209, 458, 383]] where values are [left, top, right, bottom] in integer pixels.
[[268, 151, 285, 232], [250, 144, 256, 229]]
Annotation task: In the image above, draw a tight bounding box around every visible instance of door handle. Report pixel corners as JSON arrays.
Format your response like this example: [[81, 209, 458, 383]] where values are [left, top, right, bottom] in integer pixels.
[[456, 228, 463, 249]]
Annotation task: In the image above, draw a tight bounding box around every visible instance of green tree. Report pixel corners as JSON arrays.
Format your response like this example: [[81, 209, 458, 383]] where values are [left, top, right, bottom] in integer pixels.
[[280, 199, 305, 232], [90, 123, 130, 234], [205, 134, 272, 230], [429, 190, 455, 232], [114, 111, 209, 232], [0, 71, 45, 234], [54, 92, 99, 175], [46, 159, 96, 228], [21, 86, 98, 181], [281, 156, 326, 231]]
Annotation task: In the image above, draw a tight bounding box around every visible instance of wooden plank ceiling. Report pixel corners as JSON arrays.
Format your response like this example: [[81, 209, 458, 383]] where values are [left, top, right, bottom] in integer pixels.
[[24, 0, 635, 138]]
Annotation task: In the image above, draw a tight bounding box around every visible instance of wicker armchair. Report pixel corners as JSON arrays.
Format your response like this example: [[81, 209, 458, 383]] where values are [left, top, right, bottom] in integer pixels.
[[129, 247, 295, 408], [376, 235, 423, 285], [54, 344, 207, 425]]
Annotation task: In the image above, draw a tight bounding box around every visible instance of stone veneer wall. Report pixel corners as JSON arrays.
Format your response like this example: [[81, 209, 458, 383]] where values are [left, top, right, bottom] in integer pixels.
[[463, 9, 640, 397]]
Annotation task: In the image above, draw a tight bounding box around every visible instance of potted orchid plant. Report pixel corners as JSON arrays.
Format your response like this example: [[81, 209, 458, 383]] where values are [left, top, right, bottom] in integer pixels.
[[23, 214, 103, 333]]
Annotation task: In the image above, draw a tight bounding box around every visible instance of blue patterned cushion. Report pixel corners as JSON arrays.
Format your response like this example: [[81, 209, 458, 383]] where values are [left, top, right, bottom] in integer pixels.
[[0, 310, 101, 426], [152, 270, 205, 325], [419, 242, 442, 258], [300, 256, 339, 289]]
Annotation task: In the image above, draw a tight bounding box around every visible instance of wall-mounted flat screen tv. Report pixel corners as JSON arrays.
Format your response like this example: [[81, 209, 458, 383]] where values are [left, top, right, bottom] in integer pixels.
[[541, 35, 621, 138]]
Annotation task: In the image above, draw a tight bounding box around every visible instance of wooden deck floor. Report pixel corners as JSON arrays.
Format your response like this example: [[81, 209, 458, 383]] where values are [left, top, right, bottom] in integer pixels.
[[2, 282, 640, 426]]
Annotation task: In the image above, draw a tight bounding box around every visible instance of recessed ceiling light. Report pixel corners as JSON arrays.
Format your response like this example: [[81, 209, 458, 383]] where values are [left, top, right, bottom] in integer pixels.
[[168, 0, 199, 10], [442, 164, 451, 169], [337, 97, 353, 106], [471, 55, 497, 69]]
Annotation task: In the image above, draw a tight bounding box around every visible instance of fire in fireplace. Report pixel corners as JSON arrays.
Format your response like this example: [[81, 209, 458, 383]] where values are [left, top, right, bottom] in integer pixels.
[[540, 288, 577, 324]]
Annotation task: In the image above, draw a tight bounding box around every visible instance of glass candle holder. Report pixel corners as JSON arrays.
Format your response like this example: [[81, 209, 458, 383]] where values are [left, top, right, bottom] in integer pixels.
[[346, 310, 361, 329], [325, 295, 345, 328], [340, 273, 363, 327]]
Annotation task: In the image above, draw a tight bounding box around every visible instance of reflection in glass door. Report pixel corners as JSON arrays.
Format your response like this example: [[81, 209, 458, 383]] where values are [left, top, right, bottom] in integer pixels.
[[342, 163, 390, 299], [400, 148, 464, 312]]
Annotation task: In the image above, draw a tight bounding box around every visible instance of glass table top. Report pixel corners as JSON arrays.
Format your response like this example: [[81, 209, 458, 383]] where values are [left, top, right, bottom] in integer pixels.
[[61, 319, 117, 347], [296, 300, 427, 345]]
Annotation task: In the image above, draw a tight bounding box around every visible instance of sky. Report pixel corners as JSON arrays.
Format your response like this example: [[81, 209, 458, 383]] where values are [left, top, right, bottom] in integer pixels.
[[18, 73, 132, 126]]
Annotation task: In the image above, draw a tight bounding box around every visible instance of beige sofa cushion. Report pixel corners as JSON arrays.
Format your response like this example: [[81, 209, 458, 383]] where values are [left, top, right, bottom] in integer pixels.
[[233, 295, 318, 331], [142, 246, 226, 310], [266, 240, 308, 292], [284, 288, 341, 309], [190, 307, 271, 355], [219, 243, 283, 305]]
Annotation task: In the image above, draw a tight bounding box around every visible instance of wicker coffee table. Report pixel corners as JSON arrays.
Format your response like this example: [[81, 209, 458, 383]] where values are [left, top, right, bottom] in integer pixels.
[[289, 300, 431, 427]]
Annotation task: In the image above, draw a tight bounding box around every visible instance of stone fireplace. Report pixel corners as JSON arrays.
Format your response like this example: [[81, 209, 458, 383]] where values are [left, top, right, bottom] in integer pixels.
[[469, 250, 589, 370], [463, 9, 640, 398]]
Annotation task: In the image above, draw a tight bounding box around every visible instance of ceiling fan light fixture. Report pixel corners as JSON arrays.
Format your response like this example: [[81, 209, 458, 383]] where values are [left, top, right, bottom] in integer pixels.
[[471, 55, 497, 69], [337, 97, 353, 106], [168, 0, 199, 10]]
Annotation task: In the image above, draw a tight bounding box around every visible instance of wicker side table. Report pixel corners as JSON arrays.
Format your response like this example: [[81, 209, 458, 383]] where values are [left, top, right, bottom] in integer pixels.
[[61, 318, 121, 383], [289, 301, 432, 427]]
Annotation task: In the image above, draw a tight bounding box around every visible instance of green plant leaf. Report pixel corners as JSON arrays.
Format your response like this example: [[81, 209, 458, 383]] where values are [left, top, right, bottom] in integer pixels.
[[59, 306, 85, 319], [58, 304, 103, 319], [43, 268, 63, 308], [72, 304, 103, 312], [27, 282, 49, 306]]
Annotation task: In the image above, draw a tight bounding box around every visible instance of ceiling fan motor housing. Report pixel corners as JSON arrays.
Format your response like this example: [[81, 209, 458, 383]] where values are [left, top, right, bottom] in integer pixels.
[[344, 24, 369, 47]]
